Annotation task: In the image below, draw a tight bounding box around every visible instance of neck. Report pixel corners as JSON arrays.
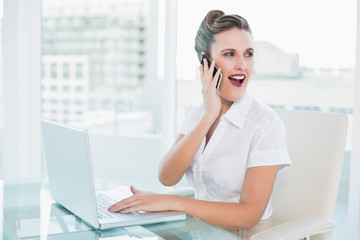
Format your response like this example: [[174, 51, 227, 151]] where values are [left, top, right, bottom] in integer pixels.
[[219, 97, 233, 116]]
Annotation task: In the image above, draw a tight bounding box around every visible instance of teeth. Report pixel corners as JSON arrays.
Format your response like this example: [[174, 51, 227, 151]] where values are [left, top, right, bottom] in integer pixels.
[[229, 75, 245, 80]]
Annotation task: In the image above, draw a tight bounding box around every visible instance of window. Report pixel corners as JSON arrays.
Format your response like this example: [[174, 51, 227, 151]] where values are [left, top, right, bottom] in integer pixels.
[[176, 0, 356, 238], [75, 86, 83, 92], [62, 86, 70, 92], [41, 0, 163, 190], [50, 63, 57, 78], [75, 99, 83, 105], [1, 0, 359, 236], [42, 0, 154, 130], [76, 63, 83, 79], [63, 63, 70, 79]]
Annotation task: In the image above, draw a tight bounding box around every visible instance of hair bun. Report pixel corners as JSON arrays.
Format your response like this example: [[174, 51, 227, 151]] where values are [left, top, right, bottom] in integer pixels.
[[195, 10, 251, 62], [206, 10, 225, 26]]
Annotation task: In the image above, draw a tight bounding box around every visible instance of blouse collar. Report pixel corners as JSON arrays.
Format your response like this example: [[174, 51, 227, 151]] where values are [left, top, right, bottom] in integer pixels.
[[223, 91, 252, 129]]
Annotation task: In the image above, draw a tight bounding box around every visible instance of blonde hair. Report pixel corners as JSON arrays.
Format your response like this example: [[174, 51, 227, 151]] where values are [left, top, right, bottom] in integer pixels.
[[194, 10, 252, 61]]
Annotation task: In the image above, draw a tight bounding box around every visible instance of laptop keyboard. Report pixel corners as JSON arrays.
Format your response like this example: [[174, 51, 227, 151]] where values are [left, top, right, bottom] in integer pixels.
[[96, 193, 140, 219]]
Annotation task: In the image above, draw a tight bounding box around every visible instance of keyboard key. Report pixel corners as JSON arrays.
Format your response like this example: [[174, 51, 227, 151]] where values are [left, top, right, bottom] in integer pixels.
[[96, 194, 142, 219]]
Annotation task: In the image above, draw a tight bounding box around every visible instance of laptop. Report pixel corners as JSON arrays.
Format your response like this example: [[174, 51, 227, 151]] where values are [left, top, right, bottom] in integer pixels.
[[41, 119, 186, 230], [46, 202, 186, 240]]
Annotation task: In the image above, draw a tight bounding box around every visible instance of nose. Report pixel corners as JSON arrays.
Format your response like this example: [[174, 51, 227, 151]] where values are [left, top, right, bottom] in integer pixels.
[[235, 56, 247, 70]]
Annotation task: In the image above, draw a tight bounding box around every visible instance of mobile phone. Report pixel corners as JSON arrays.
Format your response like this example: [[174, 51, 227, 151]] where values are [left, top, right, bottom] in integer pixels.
[[200, 54, 223, 89]]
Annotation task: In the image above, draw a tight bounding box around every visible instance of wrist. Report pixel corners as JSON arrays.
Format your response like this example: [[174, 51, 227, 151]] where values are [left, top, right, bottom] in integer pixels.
[[202, 112, 218, 124], [167, 195, 184, 212]]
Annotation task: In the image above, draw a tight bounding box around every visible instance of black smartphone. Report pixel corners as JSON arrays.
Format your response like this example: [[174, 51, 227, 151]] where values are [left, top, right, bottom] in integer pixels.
[[200, 54, 223, 90]]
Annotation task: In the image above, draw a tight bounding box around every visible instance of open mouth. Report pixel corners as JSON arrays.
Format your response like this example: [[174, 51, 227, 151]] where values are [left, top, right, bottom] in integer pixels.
[[228, 74, 245, 87]]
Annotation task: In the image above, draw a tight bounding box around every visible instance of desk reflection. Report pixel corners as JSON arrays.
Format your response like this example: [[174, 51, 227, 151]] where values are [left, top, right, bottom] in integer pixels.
[[1, 179, 241, 240]]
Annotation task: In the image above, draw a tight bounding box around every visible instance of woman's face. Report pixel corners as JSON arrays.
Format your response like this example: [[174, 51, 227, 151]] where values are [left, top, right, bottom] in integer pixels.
[[210, 28, 254, 102]]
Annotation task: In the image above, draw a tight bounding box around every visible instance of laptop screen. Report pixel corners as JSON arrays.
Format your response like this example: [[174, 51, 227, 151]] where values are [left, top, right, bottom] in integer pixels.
[[41, 120, 99, 228]]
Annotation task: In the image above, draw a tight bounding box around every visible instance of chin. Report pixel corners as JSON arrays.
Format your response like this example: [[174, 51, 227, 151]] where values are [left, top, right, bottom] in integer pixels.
[[219, 90, 244, 102]]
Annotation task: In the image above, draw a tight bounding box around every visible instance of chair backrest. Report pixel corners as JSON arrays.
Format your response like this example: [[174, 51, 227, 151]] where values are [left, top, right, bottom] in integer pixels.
[[272, 110, 348, 221]]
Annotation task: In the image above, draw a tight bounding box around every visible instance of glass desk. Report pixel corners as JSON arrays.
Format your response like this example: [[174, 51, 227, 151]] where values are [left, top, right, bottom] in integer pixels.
[[0, 179, 241, 240]]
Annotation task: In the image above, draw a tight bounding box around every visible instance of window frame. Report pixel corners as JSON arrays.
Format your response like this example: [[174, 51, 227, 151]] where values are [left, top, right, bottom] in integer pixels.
[[347, 1, 360, 238]]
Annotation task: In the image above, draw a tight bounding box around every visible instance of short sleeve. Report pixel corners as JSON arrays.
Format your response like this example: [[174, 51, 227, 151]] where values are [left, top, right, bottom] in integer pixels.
[[247, 115, 291, 172]]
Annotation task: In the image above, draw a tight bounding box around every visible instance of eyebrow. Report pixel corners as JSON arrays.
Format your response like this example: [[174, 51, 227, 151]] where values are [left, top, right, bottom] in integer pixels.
[[221, 48, 255, 53]]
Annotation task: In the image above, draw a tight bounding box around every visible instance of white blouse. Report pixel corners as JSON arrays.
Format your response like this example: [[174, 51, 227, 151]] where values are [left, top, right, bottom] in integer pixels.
[[179, 92, 291, 219]]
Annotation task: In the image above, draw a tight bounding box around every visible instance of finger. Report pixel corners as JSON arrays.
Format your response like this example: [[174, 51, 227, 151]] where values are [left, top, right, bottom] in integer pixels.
[[203, 58, 209, 72], [208, 59, 215, 77], [130, 185, 142, 195], [199, 52, 206, 84], [121, 205, 143, 214], [202, 58, 211, 89], [108, 196, 138, 212], [200, 64, 204, 85], [108, 202, 124, 212], [108, 200, 127, 212], [109, 200, 136, 212]]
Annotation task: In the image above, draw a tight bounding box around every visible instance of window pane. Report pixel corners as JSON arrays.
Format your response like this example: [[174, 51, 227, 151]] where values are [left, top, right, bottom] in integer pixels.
[[50, 63, 57, 78], [177, 1, 355, 115], [62, 63, 70, 79], [41, 0, 164, 190], [177, 0, 355, 237], [76, 63, 83, 79], [42, 0, 154, 131]]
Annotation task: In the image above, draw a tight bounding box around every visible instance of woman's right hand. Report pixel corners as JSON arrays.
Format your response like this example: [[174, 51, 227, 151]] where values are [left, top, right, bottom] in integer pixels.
[[159, 58, 222, 186], [200, 57, 222, 120]]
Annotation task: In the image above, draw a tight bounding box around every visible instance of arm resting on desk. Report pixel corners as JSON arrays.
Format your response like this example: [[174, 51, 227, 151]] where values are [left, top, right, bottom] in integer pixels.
[[162, 187, 195, 197], [250, 215, 336, 240], [110, 166, 279, 230]]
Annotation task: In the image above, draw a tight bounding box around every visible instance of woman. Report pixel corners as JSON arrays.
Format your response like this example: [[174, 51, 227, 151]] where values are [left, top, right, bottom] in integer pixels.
[[109, 10, 291, 230]]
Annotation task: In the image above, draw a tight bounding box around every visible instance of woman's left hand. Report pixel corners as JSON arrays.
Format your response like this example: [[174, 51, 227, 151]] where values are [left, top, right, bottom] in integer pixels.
[[108, 186, 173, 214]]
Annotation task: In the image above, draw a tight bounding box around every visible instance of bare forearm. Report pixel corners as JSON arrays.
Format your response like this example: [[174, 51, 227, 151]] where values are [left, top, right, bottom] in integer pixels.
[[111, 169, 276, 230], [159, 115, 216, 186], [166, 167, 278, 229], [169, 196, 261, 230]]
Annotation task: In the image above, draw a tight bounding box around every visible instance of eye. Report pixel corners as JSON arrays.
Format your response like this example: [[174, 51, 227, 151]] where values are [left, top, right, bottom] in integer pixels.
[[224, 51, 235, 57], [245, 51, 254, 57]]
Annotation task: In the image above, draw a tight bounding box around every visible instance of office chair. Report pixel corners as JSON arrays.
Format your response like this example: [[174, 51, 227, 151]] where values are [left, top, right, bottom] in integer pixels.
[[248, 110, 348, 240]]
